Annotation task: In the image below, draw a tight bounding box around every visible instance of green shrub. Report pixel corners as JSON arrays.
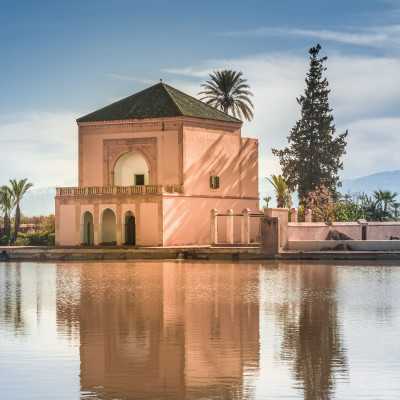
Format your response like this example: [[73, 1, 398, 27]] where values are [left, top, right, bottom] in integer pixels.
[[1, 235, 10, 246], [27, 231, 55, 246], [15, 233, 30, 246], [47, 233, 55, 246]]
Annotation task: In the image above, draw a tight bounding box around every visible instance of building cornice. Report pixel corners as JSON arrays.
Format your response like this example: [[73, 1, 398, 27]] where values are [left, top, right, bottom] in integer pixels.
[[77, 116, 242, 131]]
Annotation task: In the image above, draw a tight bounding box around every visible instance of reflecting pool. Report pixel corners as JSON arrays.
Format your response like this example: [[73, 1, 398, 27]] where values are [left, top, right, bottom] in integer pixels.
[[1, 260, 400, 399]]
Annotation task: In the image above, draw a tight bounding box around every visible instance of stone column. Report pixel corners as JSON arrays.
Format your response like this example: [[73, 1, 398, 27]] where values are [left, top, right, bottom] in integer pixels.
[[305, 208, 312, 222], [116, 204, 122, 246], [227, 209, 234, 244], [260, 216, 280, 254], [109, 171, 114, 186], [80, 221, 84, 245], [242, 208, 250, 245], [264, 208, 289, 250], [75, 204, 81, 246], [94, 204, 99, 246], [210, 209, 218, 245], [291, 208, 298, 223]]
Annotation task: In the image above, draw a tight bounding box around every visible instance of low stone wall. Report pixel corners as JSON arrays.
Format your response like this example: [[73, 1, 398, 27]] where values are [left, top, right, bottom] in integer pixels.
[[260, 208, 400, 254], [288, 221, 400, 241], [288, 222, 362, 240], [288, 240, 400, 251], [366, 222, 400, 240]]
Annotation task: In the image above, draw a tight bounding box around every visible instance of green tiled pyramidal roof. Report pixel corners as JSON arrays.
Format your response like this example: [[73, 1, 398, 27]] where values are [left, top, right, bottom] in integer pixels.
[[77, 82, 242, 124]]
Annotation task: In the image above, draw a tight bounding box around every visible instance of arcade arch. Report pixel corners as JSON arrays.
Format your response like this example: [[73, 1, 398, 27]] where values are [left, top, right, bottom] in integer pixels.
[[80, 211, 94, 245], [122, 210, 136, 245], [114, 151, 149, 186], [99, 208, 116, 245]]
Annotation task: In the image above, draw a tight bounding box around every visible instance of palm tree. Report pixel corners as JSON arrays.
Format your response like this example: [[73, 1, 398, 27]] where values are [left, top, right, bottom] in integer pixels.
[[0, 186, 15, 239], [198, 70, 254, 121], [373, 189, 398, 212], [393, 202, 400, 218], [9, 178, 33, 241], [266, 175, 289, 208], [263, 195, 272, 208]]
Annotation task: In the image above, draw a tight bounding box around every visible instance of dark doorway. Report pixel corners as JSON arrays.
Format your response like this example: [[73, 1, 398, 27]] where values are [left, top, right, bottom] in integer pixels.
[[126, 216, 136, 245], [87, 222, 92, 245]]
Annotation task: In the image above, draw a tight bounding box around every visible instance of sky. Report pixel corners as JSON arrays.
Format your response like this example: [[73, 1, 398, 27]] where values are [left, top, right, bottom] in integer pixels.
[[1, 0, 400, 189]]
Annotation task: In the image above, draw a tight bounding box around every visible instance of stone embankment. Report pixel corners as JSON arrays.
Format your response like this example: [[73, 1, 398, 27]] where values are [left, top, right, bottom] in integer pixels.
[[2, 246, 400, 262]]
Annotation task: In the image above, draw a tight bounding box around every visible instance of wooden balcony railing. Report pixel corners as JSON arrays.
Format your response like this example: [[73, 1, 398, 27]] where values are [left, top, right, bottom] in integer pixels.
[[56, 184, 183, 197]]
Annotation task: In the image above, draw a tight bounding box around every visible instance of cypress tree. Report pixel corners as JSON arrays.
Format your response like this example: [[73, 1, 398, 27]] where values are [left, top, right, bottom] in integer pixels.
[[272, 44, 348, 203]]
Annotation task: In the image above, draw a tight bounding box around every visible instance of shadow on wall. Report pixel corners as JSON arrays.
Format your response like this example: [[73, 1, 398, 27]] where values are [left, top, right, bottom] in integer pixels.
[[163, 135, 258, 246], [240, 138, 258, 197]]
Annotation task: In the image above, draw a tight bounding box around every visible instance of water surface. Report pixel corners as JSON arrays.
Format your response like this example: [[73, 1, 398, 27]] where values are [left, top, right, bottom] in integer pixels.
[[1, 260, 399, 399]]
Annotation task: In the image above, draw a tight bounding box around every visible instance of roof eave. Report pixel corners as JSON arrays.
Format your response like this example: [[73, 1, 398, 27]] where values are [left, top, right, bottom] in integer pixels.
[[76, 115, 243, 127]]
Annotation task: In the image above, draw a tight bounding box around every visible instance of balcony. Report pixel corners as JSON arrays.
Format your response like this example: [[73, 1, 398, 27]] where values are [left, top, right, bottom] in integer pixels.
[[56, 184, 183, 197]]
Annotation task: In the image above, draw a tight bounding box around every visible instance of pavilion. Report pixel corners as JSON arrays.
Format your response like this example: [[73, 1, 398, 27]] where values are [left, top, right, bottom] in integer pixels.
[[55, 82, 259, 246]]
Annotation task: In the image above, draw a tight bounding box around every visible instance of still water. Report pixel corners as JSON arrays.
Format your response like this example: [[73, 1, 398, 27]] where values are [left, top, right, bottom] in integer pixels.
[[0, 260, 400, 400]]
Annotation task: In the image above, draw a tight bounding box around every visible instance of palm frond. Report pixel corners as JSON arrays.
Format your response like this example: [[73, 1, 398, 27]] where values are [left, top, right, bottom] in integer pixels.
[[197, 70, 255, 121]]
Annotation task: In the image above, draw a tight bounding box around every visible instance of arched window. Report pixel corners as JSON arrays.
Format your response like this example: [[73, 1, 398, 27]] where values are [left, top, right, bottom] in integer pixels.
[[114, 151, 149, 186]]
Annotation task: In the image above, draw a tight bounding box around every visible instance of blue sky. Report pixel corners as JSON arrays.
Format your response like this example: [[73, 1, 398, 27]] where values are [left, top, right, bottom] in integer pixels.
[[1, 0, 400, 188]]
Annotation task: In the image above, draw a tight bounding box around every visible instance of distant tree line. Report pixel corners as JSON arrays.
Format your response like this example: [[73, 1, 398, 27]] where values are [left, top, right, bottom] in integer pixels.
[[0, 179, 55, 246], [303, 187, 399, 222]]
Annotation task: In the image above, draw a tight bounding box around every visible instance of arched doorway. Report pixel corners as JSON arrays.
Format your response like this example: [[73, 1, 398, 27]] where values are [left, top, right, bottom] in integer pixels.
[[80, 211, 94, 246], [113, 151, 149, 186], [123, 210, 136, 245], [99, 208, 116, 245]]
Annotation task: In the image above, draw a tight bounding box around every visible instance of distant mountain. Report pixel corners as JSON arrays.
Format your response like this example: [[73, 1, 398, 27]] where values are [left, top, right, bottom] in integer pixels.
[[20, 187, 56, 216], [340, 170, 400, 197]]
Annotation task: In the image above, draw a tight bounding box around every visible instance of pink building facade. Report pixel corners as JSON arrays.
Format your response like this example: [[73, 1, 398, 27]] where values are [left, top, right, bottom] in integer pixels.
[[55, 83, 259, 246]]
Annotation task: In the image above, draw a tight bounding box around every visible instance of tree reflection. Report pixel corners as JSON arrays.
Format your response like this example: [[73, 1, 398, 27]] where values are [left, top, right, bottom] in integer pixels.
[[0, 264, 24, 333], [278, 263, 348, 400]]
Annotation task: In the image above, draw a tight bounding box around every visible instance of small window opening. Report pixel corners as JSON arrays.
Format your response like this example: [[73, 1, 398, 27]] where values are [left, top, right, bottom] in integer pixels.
[[134, 174, 145, 185], [210, 176, 220, 189]]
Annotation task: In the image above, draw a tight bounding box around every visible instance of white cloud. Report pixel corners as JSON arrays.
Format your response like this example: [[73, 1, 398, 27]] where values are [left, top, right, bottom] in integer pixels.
[[162, 51, 400, 180], [340, 117, 400, 178], [220, 25, 400, 48], [2, 48, 398, 194], [0, 112, 78, 188], [161, 68, 210, 78]]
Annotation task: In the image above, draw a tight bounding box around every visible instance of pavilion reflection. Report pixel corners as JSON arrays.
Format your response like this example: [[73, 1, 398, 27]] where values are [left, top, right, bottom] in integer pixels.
[[274, 263, 348, 400], [77, 262, 260, 400]]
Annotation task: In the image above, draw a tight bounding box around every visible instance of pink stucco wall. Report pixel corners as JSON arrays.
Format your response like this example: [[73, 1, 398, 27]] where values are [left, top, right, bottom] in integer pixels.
[[183, 126, 241, 196], [121, 204, 136, 216], [162, 197, 259, 246], [57, 117, 259, 247], [240, 138, 258, 198], [80, 204, 94, 218], [139, 203, 158, 246], [79, 122, 180, 187], [59, 205, 76, 246]]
